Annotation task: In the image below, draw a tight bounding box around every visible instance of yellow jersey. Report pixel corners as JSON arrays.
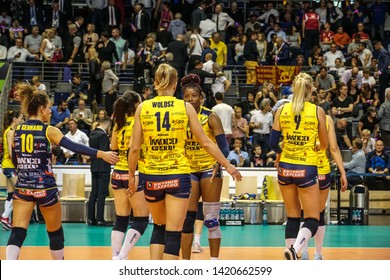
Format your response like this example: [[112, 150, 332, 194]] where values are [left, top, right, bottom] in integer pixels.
[[280, 102, 319, 166], [114, 116, 134, 171], [318, 116, 331, 175], [1, 126, 14, 169], [140, 96, 189, 175], [185, 106, 217, 172]]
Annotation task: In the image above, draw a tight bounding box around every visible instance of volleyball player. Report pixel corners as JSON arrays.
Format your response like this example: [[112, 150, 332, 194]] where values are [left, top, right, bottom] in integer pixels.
[[127, 64, 241, 260], [1, 111, 24, 230], [111, 91, 150, 260], [181, 74, 230, 260], [6, 84, 118, 260], [301, 113, 348, 260], [269, 72, 328, 260]]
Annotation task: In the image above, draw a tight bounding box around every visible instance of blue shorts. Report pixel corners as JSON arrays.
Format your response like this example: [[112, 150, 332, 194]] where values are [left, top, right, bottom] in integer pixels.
[[140, 173, 191, 202], [14, 188, 59, 207], [278, 162, 318, 188], [2, 168, 16, 179], [111, 170, 143, 192], [318, 173, 331, 190], [191, 168, 222, 182]]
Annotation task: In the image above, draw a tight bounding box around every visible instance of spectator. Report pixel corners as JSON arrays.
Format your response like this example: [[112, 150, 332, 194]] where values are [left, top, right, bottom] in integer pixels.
[[191, 1, 206, 28], [31, 76, 46, 94], [7, 37, 38, 62], [319, 22, 334, 52], [110, 27, 129, 69], [72, 98, 94, 134], [317, 88, 331, 115], [361, 129, 376, 154], [258, 3, 279, 23], [245, 14, 260, 34], [169, 13, 186, 40], [360, 83, 379, 113], [347, 78, 361, 112], [243, 30, 259, 85], [140, 85, 152, 102], [275, 37, 290, 66], [88, 47, 103, 107], [286, 25, 301, 59], [341, 67, 363, 87], [333, 26, 351, 52], [0, 10, 11, 32], [158, 1, 173, 31], [96, 30, 119, 63], [66, 74, 89, 112], [334, 117, 353, 150], [343, 138, 366, 187], [235, 91, 256, 121], [250, 144, 264, 167], [50, 99, 70, 133], [210, 32, 228, 68], [302, 7, 320, 51], [187, 27, 204, 73], [23, 26, 42, 58], [374, 41, 390, 103], [211, 63, 230, 98], [167, 34, 188, 80], [83, 23, 99, 62], [228, 1, 244, 27], [102, 0, 121, 32], [211, 3, 234, 42], [315, 66, 336, 95], [92, 108, 108, 130], [130, 2, 149, 49], [101, 60, 119, 116], [227, 138, 250, 167], [366, 140, 390, 189], [327, 0, 343, 30], [378, 89, 390, 147], [212, 92, 234, 144], [45, 1, 67, 37], [324, 43, 345, 67], [267, 22, 287, 43], [370, 0, 388, 41], [60, 119, 90, 164], [329, 57, 346, 80], [9, 19, 24, 45], [332, 82, 354, 141], [256, 33, 267, 64], [0, 40, 6, 60], [315, 0, 328, 28], [63, 23, 84, 66], [358, 42, 373, 68], [156, 23, 173, 49], [189, 60, 216, 102], [23, 0, 44, 32], [361, 68, 376, 89], [358, 106, 379, 138], [232, 105, 249, 140]]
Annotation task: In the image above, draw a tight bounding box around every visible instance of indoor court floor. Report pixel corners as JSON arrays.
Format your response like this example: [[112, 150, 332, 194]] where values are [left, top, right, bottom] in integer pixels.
[[1, 224, 390, 260]]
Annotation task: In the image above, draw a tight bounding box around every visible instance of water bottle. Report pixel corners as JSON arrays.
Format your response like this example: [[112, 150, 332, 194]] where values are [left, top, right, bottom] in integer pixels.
[[226, 208, 231, 220], [234, 209, 240, 220], [239, 208, 245, 222], [351, 210, 357, 225], [262, 176, 268, 200], [220, 208, 225, 221], [356, 210, 361, 225], [262, 207, 268, 226]]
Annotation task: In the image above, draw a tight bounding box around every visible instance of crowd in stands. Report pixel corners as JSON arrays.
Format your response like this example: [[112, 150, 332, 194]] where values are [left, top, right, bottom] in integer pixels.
[[1, 0, 390, 188]]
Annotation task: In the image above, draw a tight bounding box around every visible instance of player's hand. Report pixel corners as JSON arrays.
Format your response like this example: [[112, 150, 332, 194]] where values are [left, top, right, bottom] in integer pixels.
[[225, 164, 242, 181], [340, 173, 348, 192], [210, 162, 221, 183], [101, 151, 118, 164], [127, 174, 136, 197]]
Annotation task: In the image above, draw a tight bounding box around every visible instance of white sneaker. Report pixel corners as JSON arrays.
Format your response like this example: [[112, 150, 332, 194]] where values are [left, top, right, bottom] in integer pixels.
[[192, 242, 204, 253], [112, 255, 127, 260], [314, 254, 323, 260]]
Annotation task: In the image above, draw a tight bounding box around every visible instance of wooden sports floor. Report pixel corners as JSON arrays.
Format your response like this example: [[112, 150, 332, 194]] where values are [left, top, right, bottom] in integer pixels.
[[1, 224, 390, 260]]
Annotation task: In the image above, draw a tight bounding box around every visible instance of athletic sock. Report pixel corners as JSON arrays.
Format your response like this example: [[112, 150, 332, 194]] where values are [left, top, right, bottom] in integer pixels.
[[210, 257, 219, 260], [6, 245, 20, 260], [111, 230, 125, 258], [118, 229, 141, 260], [50, 249, 64, 260], [314, 225, 326, 256], [193, 234, 201, 244], [2, 199, 13, 218], [293, 227, 312, 254], [285, 238, 295, 248]]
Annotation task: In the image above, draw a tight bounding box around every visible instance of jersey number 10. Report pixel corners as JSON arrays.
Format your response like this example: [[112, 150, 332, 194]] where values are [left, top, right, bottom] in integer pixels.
[[20, 134, 34, 153]]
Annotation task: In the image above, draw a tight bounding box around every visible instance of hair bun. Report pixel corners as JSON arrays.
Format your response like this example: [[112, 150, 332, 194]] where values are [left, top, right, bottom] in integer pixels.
[[181, 74, 201, 87]]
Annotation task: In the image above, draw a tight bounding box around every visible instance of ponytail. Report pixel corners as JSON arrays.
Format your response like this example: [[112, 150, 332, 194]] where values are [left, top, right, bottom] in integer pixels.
[[3, 110, 21, 130], [153, 63, 177, 92], [113, 90, 141, 130], [291, 73, 313, 116], [19, 83, 49, 117]]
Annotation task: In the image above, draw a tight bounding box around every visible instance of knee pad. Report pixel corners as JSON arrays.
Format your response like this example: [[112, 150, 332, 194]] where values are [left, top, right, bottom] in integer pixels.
[[164, 230, 181, 256], [7, 192, 14, 201], [319, 210, 325, 226], [150, 224, 165, 245], [300, 209, 304, 222], [7, 227, 27, 248], [203, 202, 221, 239], [130, 216, 149, 235], [182, 211, 196, 234], [196, 202, 204, 220], [303, 218, 319, 237], [48, 226, 65, 251], [113, 215, 130, 233], [285, 217, 301, 239]]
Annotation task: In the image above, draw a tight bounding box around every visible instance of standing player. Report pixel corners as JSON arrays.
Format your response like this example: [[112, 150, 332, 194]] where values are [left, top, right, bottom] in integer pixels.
[[1, 111, 24, 230], [301, 113, 348, 260], [270, 72, 328, 260], [110, 91, 150, 260], [6, 83, 118, 260], [127, 64, 241, 260], [181, 74, 230, 260]]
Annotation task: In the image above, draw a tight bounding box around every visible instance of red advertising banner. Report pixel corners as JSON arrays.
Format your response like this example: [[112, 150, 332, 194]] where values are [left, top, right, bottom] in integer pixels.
[[255, 66, 301, 88]]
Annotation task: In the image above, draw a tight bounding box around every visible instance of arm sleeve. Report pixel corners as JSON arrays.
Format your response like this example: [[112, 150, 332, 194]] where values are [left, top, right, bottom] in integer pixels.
[[215, 134, 229, 157], [59, 137, 98, 157], [269, 129, 282, 154]]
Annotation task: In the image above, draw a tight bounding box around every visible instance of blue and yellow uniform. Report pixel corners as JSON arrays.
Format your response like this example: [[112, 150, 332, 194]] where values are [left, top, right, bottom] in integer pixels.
[[278, 102, 319, 188], [13, 120, 58, 205], [1, 126, 16, 178], [185, 106, 221, 181], [111, 116, 143, 191], [140, 96, 191, 201], [317, 117, 331, 189]]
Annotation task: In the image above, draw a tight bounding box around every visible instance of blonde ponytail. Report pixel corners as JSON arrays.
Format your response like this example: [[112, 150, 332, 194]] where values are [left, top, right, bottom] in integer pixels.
[[153, 63, 177, 92], [291, 73, 313, 116]]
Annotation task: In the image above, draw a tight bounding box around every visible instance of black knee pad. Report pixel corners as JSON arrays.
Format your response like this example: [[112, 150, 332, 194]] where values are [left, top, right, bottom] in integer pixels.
[[48, 226, 65, 251], [7, 227, 27, 247], [130, 216, 149, 235], [150, 224, 166, 245], [285, 217, 301, 239], [319, 210, 325, 226], [303, 218, 319, 237], [196, 202, 204, 220], [300, 209, 304, 222], [7, 192, 14, 201], [164, 230, 181, 256], [182, 211, 196, 234], [113, 215, 130, 233]]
